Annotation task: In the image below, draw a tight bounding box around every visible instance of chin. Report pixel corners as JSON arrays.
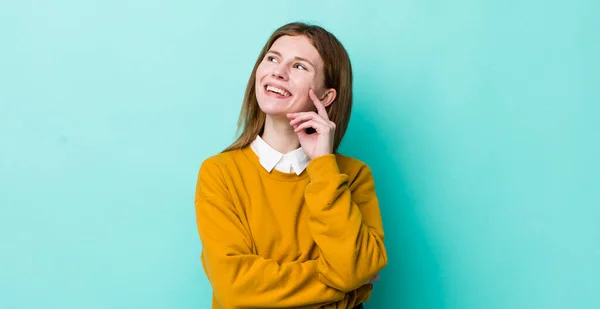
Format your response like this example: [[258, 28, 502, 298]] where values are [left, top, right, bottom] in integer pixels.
[[258, 105, 290, 117], [257, 98, 292, 116]]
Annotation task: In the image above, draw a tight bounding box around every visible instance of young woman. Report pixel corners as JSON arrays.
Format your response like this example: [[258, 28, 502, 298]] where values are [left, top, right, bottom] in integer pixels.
[[194, 22, 388, 309]]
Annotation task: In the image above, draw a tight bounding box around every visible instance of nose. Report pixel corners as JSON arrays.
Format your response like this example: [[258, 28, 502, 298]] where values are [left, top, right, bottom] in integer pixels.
[[272, 66, 289, 80]]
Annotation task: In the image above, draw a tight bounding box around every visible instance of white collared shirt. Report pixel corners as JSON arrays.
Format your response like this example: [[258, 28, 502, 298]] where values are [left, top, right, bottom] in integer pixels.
[[250, 135, 310, 175]]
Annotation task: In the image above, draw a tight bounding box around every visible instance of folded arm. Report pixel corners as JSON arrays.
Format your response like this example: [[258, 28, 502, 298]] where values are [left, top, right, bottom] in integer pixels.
[[195, 159, 347, 309], [305, 155, 388, 292]]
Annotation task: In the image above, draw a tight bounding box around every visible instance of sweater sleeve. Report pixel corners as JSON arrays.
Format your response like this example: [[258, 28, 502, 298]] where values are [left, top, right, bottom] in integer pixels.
[[194, 159, 346, 309], [305, 155, 388, 292]]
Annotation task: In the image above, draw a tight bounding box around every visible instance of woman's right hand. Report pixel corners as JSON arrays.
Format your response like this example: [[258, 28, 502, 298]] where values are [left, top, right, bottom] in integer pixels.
[[365, 272, 380, 285]]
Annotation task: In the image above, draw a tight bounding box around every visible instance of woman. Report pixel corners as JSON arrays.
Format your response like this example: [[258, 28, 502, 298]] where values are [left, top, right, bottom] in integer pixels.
[[194, 22, 388, 309]]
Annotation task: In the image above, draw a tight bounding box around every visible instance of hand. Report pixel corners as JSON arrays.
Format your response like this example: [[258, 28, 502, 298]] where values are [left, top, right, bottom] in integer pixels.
[[287, 89, 336, 159], [365, 272, 380, 285]]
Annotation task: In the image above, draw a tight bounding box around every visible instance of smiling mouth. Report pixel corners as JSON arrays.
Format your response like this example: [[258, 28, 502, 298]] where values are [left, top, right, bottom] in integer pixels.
[[264, 85, 292, 97]]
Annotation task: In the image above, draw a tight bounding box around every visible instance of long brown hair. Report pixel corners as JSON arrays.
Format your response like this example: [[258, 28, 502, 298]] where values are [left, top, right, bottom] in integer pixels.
[[223, 22, 353, 153]]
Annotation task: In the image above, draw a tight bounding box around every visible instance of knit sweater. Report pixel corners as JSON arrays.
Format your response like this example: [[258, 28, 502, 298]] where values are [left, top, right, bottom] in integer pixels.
[[194, 146, 388, 309]]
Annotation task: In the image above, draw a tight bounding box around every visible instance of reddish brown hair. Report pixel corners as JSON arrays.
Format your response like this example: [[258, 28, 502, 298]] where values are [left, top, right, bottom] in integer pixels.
[[223, 22, 353, 153]]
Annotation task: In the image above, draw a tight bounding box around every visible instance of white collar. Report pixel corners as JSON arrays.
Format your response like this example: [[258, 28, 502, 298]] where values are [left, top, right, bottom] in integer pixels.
[[250, 135, 310, 175]]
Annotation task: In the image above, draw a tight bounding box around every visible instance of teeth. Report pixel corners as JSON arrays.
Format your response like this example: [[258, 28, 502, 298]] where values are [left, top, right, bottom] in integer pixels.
[[266, 85, 291, 97]]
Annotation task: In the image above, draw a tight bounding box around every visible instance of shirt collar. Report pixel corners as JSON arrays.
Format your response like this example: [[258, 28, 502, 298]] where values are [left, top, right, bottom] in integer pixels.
[[250, 135, 310, 175]]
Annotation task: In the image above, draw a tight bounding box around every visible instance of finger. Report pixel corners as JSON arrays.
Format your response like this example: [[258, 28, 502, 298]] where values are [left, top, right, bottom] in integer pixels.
[[294, 120, 316, 133], [287, 112, 313, 119], [309, 89, 329, 119], [289, 112, 328, 126], [367, 276, 380, 284], [293, 115, 332, 132], [294, 120, 328, 133]]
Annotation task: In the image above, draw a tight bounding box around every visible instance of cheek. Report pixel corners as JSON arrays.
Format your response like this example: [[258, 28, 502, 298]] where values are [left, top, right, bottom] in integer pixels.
[[291, 74, 315, 92], [255, 62, 270, 80], [255, 67, 268, 89]]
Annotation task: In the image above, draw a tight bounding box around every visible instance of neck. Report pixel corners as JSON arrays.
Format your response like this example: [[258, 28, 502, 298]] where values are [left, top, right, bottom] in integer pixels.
[[261, 115, 300, 154]]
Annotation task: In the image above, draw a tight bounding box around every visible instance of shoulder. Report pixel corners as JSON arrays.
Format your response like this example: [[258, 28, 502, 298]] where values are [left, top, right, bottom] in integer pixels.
[[202, 149, 241, 166], [334, 153, 373, 181], [198, 148, 246, 177], [334, 153, 378, 196]]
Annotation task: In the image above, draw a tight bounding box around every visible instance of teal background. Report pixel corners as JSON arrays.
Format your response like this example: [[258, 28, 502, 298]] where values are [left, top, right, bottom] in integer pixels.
[[1, 0, 598, 308]]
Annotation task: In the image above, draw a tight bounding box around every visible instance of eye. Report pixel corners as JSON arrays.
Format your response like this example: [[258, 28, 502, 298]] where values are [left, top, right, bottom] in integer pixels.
[[294, 63, 307, 70], [266, 56, 279, 63]]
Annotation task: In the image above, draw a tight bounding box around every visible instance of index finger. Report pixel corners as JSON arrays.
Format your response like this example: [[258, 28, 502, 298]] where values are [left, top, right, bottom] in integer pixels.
[[309, 89, 329, 119]]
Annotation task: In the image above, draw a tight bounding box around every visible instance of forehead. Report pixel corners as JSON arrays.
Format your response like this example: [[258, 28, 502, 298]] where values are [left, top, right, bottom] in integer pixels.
[[269, 35, 323, 66]]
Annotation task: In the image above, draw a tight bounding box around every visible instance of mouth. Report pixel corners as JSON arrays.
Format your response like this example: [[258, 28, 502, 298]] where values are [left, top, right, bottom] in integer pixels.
[[264, 83, 293, 98]]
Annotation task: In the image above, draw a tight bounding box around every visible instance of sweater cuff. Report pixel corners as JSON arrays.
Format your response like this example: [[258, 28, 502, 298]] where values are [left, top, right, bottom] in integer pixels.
[[307, 154, 340, 180]]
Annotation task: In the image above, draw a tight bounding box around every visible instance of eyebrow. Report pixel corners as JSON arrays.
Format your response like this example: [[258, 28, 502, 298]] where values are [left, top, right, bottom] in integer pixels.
[[267, 50, 315, 68]]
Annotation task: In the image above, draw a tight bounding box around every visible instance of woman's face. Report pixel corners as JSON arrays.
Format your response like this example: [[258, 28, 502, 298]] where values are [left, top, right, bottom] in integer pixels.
[[255, 35, 331, 117]]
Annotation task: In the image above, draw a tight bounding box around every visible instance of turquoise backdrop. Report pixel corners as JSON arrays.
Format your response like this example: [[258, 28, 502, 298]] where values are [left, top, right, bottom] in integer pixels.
[[1, 0, 598, 308]]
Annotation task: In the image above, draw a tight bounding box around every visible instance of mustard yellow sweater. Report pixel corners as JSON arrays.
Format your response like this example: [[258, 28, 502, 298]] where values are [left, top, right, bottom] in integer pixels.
[[194, 146, 388, 309]]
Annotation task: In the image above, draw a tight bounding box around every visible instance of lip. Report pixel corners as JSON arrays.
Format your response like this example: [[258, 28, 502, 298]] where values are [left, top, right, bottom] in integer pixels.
[[263, 82, 293, 98]]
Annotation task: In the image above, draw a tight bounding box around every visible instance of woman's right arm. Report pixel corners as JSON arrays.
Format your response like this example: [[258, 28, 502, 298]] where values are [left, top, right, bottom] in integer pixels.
[[194, 159, 346, 309]]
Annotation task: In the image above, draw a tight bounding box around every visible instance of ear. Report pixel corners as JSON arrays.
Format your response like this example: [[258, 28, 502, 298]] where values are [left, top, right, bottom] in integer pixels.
[[319, 88, 337, 108]]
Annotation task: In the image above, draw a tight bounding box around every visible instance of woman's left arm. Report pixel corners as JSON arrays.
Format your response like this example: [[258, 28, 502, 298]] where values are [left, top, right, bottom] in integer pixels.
[[304, 155, 388, 293], [288, 89, 387, 293]]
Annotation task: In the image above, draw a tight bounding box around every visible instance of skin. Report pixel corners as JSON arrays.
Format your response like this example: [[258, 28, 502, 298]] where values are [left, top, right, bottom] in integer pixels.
[[255, 35, 336, 158], [254, 34, 380, 285]]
